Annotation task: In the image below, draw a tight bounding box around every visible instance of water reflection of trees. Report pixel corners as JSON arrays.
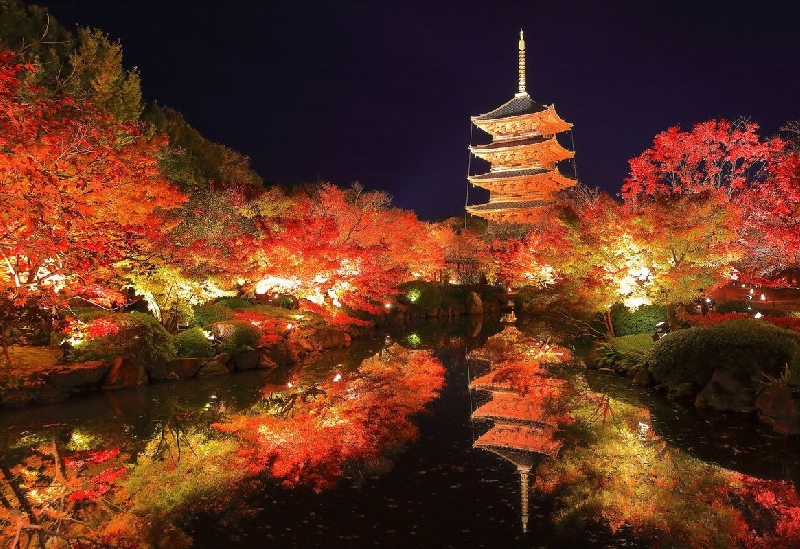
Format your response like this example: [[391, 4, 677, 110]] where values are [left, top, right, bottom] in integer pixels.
[[466, 322, 800, 548], [1, 345, 446, 548], [586, 370, 800, 485]]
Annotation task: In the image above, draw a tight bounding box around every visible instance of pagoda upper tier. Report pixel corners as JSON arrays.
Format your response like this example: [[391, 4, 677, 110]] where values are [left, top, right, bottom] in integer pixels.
[[472, 98, 572, 139], [466, 30, 576, 224]]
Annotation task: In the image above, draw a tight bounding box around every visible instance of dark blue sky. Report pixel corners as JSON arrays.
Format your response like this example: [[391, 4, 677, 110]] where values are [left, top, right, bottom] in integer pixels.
[[32, 0, 800, 220]]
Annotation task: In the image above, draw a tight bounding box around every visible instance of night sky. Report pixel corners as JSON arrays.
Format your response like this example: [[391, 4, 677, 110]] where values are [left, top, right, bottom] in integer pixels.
[[30, 0, 800, 220]]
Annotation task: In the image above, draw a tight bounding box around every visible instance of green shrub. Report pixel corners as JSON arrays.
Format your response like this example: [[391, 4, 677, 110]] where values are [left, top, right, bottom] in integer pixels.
[[214, 298, 252, 310], [69, 312, 176, 364], [398, 281, 442, 313], [597, 334, 655, 374], [173, 327, 214, 358], [648, 319, 800, 393], [191, 304, 234, 327], [714, 299, 759, 314], [610, 303, 667, 336], [210, 320, 261, 356]]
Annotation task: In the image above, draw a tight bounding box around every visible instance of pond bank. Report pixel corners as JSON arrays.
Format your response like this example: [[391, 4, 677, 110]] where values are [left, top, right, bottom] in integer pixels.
[[0, 301, 498, 409]]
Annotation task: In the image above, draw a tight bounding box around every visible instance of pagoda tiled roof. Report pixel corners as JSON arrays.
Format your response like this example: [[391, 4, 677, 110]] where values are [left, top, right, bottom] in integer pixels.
[[470, 135, 548, 151], [467, 200, 550, 212], [473, 94, 548, 121], [469, 168, 550, 181]]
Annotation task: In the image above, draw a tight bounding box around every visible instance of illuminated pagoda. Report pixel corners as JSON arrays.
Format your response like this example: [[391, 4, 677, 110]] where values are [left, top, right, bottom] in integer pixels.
[[467, 30, 575, 223]]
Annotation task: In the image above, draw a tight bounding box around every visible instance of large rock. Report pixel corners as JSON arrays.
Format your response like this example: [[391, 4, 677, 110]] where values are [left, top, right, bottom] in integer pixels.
[[632, 366, 655, 387], [286, 333, 320, 361], [232, 349, 261, 371], [467, 314, 483, 337], [102, 356, 148, 390], [755, 383, 800, 435], [144, 359, 168, 382], [213, 352, 232, 365], [263, 340, 294, 366], [466, 291, 484, 315], [694, 368, 756, 412], [314, 327, 351, 350], [46, 361, 110, 391], [169, 358, 202, 379], [196, 359, 229, 378]]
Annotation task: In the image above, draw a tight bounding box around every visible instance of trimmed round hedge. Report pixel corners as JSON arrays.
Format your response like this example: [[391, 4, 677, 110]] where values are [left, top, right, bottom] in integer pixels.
[[173, 326, 214, 358], [191, 304, 234, 327], [648, 319, 800, 392], [210, 320, 261, 356], [68, 312, 176, 365]]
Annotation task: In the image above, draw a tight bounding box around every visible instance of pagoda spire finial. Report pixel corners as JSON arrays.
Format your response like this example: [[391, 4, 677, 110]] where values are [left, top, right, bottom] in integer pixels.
[[517, 29, 527, 96]]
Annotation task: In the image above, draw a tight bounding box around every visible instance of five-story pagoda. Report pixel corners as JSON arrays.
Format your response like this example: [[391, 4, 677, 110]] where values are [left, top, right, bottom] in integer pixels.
[[467, 31, 575, 223]]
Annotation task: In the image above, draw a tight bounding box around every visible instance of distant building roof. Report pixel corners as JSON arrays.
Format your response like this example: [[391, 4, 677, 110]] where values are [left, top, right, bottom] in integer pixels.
[[473, 94, 548, 121]]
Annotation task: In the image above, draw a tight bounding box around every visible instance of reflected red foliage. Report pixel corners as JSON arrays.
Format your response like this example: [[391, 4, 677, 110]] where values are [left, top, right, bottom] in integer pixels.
[[213, 346, 445, 492]]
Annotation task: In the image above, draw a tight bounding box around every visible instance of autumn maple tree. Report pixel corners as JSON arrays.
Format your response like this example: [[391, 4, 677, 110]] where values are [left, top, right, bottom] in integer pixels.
[[242, 183, 444, 324], [623, 190, 742, 329], [496, 189, 656, 334], [736, 124, 800, 284], [431, 218, 493, 284], [615, 119, 795, 327], [622, 119, 795, 287], [117, 184, 258, 329], [0, 50, 185, 358]]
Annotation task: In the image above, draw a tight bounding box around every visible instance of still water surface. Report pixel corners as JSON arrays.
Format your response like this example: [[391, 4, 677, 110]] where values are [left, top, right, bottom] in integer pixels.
[[2, 317, 799, 548]]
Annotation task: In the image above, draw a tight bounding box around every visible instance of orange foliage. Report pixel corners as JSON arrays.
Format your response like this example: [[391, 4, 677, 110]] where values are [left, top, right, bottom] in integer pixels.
[[622, 120, 787, 199], [212, 346, 445, 491], [0, 442, 135, 548], [243, 184, 445, 324], [0, 50, 186, 307], [622, 119, 799, 285]]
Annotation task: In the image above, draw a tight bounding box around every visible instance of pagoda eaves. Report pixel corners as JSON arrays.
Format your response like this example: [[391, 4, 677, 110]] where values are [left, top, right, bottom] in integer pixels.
[[472, 103, 572, 140], [470, 136, 574, 169]]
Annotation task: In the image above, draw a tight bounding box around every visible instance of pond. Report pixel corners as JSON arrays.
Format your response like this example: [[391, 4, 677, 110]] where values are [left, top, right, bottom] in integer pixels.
[[2, 316, 799, 548]]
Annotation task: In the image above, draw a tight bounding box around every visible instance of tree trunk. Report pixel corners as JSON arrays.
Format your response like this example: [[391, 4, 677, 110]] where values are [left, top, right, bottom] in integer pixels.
[[667, 302, 680, 332], [0, 331, 11, 367], [603, 309, 616, 338]]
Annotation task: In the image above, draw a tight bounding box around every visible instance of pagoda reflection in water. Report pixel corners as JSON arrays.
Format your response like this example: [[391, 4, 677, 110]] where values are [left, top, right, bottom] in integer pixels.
[[468, 333, 563, 534]]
